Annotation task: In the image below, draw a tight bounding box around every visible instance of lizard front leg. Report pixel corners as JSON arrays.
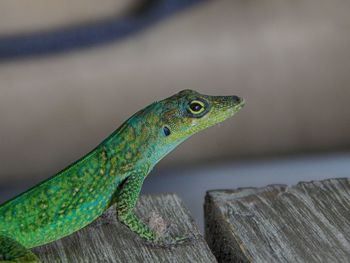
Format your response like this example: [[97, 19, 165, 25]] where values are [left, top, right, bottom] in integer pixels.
[[115, 173, 156, 241], [0, 234, 40, 263], [115, 173, 191, 246]]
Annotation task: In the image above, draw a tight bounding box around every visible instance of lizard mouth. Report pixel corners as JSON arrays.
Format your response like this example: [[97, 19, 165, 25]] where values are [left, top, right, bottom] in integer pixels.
[[227, 96, 245, 114], [231, 96, 245, 113], [212, 97, 245, 124], [234, 99, 245, 111]]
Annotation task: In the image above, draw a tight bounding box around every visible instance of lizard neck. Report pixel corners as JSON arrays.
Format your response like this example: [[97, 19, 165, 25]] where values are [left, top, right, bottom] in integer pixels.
[[102, 114, 186, 175]]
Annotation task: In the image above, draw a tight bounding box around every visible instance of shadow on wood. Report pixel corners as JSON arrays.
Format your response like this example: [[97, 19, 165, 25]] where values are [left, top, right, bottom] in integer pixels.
[[34, 194, 216, 263], [205, 178, 350, 263]]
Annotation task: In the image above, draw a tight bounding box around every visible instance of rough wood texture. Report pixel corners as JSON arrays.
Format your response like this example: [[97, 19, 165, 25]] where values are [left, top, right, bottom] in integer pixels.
[[205, 178, 350, 263], [33, 194, 216, 263]]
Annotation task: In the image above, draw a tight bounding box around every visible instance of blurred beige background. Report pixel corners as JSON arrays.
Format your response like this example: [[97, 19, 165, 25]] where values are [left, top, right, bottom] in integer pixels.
[[0, 0, 350, 185]]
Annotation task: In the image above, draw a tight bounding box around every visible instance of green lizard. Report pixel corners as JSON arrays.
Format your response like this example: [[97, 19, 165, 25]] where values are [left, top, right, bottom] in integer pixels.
[[0, 89, 244, 262]]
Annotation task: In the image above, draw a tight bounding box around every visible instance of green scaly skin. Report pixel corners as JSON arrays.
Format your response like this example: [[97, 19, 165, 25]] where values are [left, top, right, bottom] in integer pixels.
[[0, 90, 244, 262]]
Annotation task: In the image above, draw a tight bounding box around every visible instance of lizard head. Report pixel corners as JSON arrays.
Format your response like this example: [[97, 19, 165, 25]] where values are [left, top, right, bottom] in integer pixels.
[[159, 89, 245, 143], [118, 89, 245, 168]]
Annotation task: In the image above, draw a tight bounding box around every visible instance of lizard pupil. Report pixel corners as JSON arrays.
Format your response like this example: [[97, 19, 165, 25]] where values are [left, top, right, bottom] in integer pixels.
[[190, 103, 202, 112], [163, 126, 171, 136]]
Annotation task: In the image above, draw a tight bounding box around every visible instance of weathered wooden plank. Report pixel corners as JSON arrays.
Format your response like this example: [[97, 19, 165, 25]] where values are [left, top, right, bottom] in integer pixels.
[[205, 178, 350, 263], [33, 194, 216, 263]]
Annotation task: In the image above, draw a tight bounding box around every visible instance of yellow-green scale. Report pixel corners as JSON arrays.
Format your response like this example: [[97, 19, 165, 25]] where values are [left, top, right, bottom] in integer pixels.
[[0, 145, 128, 248]]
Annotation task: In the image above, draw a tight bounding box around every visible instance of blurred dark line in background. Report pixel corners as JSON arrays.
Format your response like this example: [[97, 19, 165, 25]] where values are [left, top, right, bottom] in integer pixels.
[[0, 0, 205, 60]]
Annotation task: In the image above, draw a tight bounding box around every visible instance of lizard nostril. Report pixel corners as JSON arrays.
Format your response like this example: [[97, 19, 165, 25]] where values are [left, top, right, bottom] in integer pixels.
[[231, 96, 241, 104]]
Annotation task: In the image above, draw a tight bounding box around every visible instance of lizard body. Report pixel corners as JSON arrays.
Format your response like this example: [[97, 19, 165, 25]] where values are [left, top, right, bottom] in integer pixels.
[[0, 90, 244, 262]]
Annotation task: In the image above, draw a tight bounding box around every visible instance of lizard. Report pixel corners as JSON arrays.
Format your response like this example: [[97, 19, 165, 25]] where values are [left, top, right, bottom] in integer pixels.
[[0, 89, 244, 262]]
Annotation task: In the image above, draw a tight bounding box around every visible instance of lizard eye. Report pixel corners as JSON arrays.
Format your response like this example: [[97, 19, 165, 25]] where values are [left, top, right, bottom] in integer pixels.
[[163, 126, 171, 136], [188, 100, 205, 114]]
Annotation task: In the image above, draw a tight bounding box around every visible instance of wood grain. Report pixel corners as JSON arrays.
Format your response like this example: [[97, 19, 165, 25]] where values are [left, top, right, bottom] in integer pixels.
[[34, 194, 216, 263], [205, 178, 350, 263]]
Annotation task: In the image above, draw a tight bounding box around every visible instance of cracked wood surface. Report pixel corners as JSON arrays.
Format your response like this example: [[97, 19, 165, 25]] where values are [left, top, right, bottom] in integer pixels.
[[33, 194, 216, 263], [205, 178, 350, 263]]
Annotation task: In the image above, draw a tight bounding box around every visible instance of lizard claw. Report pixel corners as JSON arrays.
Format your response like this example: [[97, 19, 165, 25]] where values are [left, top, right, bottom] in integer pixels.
[[143, 234, 193, 248], [172, 235, 193, 244]]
